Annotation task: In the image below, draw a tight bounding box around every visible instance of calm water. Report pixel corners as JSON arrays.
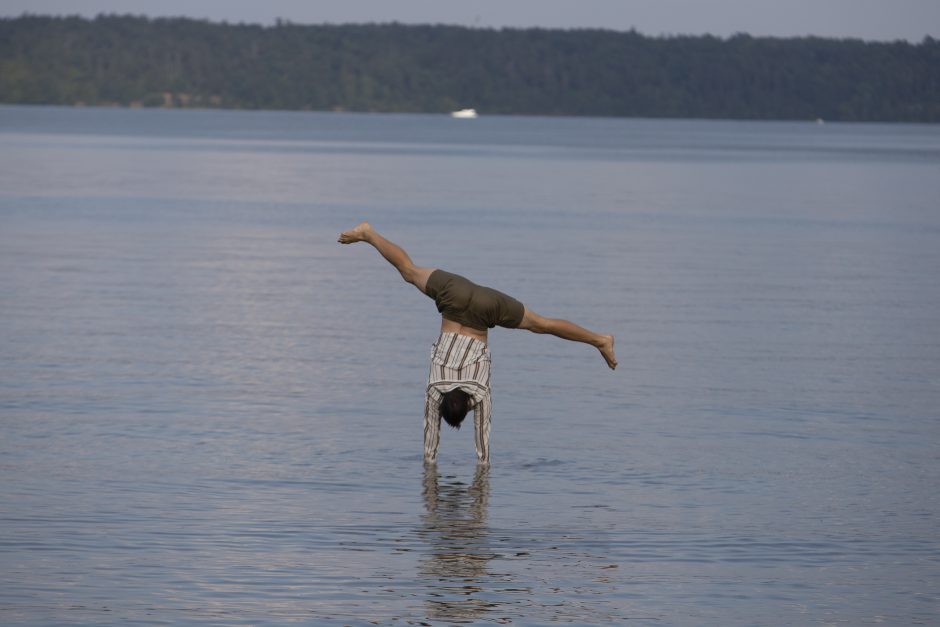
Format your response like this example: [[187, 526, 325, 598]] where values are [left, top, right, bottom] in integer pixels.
[[1, 105, 939, 625]]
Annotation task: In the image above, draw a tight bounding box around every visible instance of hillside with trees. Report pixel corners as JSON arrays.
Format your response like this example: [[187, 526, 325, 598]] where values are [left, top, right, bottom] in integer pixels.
[[1, 14, 937, 121]]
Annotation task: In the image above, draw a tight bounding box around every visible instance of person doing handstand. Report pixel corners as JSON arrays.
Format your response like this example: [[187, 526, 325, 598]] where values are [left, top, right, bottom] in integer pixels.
[[338, 222, 617, 465]]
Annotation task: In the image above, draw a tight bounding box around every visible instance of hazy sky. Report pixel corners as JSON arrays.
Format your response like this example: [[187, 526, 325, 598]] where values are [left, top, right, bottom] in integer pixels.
[[2, 0, 938, 42]]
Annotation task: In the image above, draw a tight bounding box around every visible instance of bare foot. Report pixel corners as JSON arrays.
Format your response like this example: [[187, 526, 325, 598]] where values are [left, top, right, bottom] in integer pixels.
[[338, 221, 372, 244], [598, 335, 617, 370]]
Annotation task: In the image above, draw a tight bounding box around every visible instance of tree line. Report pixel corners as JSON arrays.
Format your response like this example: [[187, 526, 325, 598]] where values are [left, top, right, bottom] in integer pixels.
[[1, 14, 938, 121]]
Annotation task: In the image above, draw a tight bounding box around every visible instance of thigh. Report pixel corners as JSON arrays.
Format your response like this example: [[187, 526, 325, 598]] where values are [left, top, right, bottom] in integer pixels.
[[408, 266, 436, 294], [517, 306, 548, 333]]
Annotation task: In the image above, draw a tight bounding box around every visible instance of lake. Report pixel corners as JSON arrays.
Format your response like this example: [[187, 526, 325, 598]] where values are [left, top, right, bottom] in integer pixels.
[[1, 105, 939, 625]]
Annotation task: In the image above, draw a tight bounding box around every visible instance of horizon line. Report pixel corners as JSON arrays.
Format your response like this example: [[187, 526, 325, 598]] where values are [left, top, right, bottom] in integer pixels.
[[3, 11, 936, 45]]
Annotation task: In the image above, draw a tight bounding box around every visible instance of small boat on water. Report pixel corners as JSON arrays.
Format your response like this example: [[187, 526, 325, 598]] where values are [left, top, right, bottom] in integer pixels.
[[451, 108, 478, 119]]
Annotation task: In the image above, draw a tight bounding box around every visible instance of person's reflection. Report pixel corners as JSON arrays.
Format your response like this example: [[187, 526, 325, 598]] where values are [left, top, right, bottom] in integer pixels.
[[419, 463, 496, 621]]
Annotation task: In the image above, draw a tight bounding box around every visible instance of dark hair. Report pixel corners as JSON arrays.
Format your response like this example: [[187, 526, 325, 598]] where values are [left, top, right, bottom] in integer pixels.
[[440, 389, 472, 429]]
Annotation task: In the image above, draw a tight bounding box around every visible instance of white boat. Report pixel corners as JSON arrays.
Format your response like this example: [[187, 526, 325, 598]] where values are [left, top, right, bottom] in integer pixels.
[[450, 108, 478, 119]]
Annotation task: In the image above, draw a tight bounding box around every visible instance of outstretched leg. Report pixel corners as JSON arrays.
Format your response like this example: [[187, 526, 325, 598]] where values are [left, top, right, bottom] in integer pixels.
[[338, 222, 434, 293], [519, 307, 617, 369]]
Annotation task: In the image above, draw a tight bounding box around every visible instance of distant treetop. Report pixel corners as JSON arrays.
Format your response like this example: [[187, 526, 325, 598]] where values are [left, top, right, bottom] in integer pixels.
[[1, 14, 937, 121]]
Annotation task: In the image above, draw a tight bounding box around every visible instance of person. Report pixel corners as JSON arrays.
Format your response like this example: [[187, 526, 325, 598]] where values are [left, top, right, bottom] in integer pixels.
[[338, 221, 616, 465]]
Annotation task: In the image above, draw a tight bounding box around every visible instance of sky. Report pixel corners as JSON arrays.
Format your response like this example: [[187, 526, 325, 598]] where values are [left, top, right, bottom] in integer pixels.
[[1, 0, 938, 42]]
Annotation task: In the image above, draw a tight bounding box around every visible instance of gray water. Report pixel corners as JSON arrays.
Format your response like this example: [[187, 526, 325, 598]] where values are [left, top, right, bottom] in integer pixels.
[[1, 105, 939, 625]]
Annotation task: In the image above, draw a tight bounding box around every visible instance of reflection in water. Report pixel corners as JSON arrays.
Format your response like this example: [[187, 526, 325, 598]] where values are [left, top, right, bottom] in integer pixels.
[[419, 464, 500, 622]]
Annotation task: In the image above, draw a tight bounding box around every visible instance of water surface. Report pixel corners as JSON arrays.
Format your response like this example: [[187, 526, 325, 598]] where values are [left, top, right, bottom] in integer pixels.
[[1, 106, 939, 625]]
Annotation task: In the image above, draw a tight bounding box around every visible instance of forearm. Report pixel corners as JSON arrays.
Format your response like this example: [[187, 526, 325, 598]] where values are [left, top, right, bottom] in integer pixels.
[[473, 396, 492, 465], [423, 395, 441, 463]]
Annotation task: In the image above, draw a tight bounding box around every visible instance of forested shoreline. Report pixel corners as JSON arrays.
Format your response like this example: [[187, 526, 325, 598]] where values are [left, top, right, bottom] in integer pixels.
[[1, 14, 938, 121]]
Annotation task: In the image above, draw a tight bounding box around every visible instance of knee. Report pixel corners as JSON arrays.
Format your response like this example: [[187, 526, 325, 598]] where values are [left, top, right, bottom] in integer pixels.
[[399, 264, 419, 285]]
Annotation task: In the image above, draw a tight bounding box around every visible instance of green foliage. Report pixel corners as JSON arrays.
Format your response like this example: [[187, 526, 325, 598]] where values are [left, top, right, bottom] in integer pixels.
[[1, 15, 937, 121]]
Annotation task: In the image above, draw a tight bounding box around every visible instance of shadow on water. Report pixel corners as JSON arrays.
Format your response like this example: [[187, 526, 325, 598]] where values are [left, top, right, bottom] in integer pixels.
[[417, 464, 507, 623]]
